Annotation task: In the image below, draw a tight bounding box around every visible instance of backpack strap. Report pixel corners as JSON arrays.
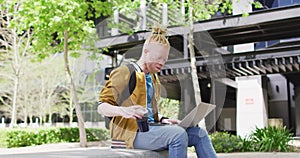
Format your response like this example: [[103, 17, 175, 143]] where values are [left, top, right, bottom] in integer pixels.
[[116, 63, 137, 106]]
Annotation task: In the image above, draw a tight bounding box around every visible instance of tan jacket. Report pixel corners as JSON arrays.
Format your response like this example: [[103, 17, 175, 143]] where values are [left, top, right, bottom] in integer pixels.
[[99, 65, 161, 148]]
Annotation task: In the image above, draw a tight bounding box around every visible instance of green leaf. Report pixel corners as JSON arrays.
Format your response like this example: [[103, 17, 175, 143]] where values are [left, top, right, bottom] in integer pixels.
[[242, 12, 249, 17], [253, 1, 263, 9], [70, 52, 81, 58]]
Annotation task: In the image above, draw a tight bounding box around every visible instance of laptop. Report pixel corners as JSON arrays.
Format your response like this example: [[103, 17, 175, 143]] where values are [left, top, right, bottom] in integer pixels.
[[178, 102, 216, 128]]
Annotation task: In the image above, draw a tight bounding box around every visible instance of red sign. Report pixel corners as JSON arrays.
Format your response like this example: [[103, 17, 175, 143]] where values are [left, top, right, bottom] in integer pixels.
[[245, 98, 254, 105]]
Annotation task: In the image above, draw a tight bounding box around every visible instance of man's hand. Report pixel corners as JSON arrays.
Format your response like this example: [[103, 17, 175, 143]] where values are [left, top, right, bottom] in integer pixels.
[[120, 105, 148, 119]]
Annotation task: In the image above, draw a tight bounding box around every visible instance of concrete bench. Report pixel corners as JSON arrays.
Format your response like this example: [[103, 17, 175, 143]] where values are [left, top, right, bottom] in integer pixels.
[[95, 148, 169, 158], [89, 141, 169, 158], [0, 143, 169, 158]]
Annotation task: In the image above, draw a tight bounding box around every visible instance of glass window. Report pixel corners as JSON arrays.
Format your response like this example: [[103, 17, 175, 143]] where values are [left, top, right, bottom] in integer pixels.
[[255, 42, 266, 50], [272, 0, 279, 8], [92, 112, 101, 122], [279, 0, 292, 6], [267, 40, 280, 47], [293, 0, 300, 4], [261, 0, 278, 9]]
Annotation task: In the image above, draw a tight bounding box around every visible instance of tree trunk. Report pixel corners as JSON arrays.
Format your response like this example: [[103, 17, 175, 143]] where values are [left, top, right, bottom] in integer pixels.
[[69, 106, 74, 125], [10, 24, 20, 128], [49, 113, 52, 124], [188, 3, 206, 130], [10, 77, 19, 127], [29, 115, 32, 125], [68, 95, 74, 125], [63, 30, 87, 147], [43, 115, 47, 125], [24, 112, 27, 126], [39, 115, 42, 125]]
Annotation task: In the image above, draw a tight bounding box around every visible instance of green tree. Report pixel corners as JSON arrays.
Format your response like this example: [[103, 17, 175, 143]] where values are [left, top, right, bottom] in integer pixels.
[[8, 0, 139, 147], [23, 56, 66, 125], [0, 1, 34, 127], [0, 55, 66, 126], [14, 0, 96, 147]]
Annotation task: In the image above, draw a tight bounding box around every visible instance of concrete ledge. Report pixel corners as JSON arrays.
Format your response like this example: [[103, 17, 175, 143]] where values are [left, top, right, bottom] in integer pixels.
[[97, 148, 169, 158], [0, 146, 169, 158], [1, 143, 300, 158]]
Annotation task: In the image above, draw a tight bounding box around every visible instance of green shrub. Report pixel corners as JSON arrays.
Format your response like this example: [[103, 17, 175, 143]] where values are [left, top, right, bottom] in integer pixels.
[[59, 127, 80, 142], [210, 132, 243, 153], [86, 128, 110, 141], [239, 137, 256, 152], [246, 126, 293, 152], [37, 128, 62, 144], [0, 129, 8, 148], [5, 127, 109, 148], [158, 98, 179, 119], [210, 127, 294, 153], [6, 130, 36, 147]]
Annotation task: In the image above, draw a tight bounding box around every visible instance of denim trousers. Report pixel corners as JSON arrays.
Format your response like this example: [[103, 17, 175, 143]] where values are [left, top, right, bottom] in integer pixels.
[[133, 125, 217, 158]]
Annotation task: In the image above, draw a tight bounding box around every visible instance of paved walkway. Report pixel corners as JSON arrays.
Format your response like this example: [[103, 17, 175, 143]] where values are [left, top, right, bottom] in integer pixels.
[[0, 141, 299, 158]]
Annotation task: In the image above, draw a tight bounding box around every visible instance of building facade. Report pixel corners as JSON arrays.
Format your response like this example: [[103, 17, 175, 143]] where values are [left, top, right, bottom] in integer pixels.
[[94, 1, 300, 136]]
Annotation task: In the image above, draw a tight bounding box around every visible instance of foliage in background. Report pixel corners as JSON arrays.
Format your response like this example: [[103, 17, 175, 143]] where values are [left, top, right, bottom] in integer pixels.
[[210, 126, 295, 153], [158, 98, 179, 119], [0, 1, 36, 127], [4, 127, 109, 148], [246, 126, 294, 152], [0, 129, 8, 148], [210, 132, 243, 153], [157, 96, 294, 153], [7, 0, 110, 146], [0, 55, 68, 125], [1, 126, 296, 152]]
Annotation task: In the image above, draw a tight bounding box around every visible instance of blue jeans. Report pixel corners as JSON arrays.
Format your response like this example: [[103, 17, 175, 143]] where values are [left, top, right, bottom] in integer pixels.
[[133, 125, 217, 158]]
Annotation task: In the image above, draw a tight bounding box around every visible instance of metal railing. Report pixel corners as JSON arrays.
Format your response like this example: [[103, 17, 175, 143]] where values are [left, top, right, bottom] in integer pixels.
[[96, 0, 185, 38]]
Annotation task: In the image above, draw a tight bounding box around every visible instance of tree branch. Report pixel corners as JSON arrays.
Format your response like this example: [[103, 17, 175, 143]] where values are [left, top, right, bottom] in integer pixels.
[[0, 39, 13, 49], [0, 94, 12, 108], [21, 29, 31, 58], [0, 50, 9, 53], [0, 72, 15, 81]]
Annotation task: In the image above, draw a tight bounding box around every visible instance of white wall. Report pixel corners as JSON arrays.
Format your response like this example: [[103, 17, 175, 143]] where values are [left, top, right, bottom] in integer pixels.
[[236, 76, 268, 138]]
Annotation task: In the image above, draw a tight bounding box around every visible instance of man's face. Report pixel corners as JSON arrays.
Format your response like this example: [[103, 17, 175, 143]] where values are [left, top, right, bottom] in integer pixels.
[[144, 42, 170, 73]]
